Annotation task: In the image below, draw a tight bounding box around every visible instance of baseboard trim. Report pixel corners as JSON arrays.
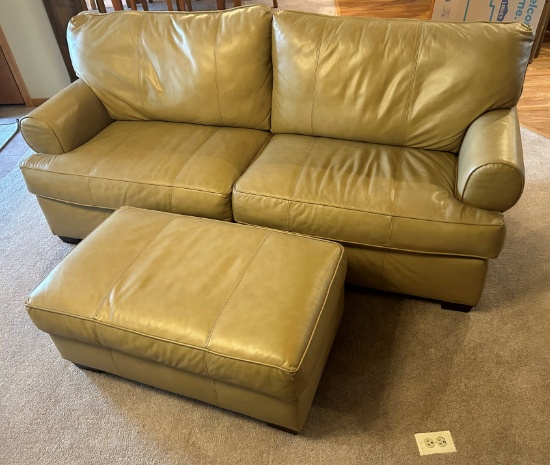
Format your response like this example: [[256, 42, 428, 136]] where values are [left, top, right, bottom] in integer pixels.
[[31, 98, 49, 107]]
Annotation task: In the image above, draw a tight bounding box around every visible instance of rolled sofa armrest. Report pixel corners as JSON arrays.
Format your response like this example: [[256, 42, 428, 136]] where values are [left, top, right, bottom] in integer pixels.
[[456, 108, 524, 212], [20, 79, 113, 155]]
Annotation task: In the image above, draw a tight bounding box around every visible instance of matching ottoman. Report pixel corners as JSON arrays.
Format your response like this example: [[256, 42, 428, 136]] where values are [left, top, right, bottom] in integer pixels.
[[25, 207, 346, 432]]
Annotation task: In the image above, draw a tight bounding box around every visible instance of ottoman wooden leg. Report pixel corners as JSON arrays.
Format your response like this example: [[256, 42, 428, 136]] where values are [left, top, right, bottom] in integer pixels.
[[58, 236, 81, 245], [441, 302, 473, 312], [265, 422, 299, 435], [74, 363, 104, 374]]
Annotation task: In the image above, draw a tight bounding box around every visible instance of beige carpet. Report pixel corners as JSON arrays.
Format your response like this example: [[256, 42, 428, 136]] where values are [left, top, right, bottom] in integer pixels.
[[0, 122, 18, 151], [0, 128, 548, 464]]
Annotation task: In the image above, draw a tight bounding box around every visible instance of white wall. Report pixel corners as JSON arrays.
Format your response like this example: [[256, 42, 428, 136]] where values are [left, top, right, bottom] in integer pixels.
[[0, 0, 71, 99]]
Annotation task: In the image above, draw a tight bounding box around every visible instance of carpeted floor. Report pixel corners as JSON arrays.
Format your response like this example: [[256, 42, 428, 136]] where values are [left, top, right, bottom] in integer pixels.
[[0, 122, 18, 151], [0, 127, 548, 464]]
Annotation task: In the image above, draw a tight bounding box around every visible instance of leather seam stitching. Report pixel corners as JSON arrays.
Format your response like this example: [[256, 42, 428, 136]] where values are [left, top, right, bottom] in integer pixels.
[[28, 251, 341, 379], [211, 378, 221, 406], [21, 117, 65, 154], [136, 15, 146, 117], [387, 148, 405, 248], [108, 349, 123, 376], [203, 231, 273, 352], [86, 173, 94, 206], [90, 218, 176, 344], [286, 139, 318, 230], [461, 161, 525, 207], [293, 247, 345, 373], [310, 22, 328, 134], [22, 168, 233, 196], [213, 17, 223, 124], [402, 22, 424, 146], [233, 218, 498, 259], [52, 335, 299, 401], [168, 130, 216, 213], [84, 122, 142, 177], [32, 307, 306, 374], [233, 190, 505, 227]]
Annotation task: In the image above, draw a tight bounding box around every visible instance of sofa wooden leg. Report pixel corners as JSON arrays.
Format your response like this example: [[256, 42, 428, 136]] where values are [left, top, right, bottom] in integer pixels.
[[74, 363, 104, 374], [58, 236, 81, 245], [265, 422, 299, 435], [441, 302, 474, 313]]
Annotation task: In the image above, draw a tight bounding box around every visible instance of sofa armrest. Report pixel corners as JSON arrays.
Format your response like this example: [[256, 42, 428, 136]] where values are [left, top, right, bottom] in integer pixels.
[[20, 79, 113, 155], [456, 108, 524, 212]]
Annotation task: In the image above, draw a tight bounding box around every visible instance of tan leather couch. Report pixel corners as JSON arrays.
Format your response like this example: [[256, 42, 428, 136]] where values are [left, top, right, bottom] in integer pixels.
[[20, 6, 534, 308]]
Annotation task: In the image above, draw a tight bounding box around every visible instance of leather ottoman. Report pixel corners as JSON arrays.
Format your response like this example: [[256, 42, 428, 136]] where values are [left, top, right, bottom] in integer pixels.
[[24, 207, 346, 432]]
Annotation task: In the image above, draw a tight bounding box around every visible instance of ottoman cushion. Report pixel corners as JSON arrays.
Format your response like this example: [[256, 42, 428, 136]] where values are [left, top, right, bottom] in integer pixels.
[[25, 207, 346, 429]]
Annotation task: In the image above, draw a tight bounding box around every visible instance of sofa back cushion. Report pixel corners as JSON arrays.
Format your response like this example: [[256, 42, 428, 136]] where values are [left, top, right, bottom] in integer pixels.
[[68, 6, 273, 130], [271, 12, 533, 152]]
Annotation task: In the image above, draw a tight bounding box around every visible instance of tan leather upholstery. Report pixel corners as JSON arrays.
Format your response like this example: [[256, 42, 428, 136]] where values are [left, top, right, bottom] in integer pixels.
[[25, 207, 346, 431], [35, 197, 113, 240], [233, 134, 505, 259], [457, 108, 525, 212], [344, 246, 488, 307], [20, 8, 534, 307], [232, 133, 506, 305], [68, 7, 273, 130], [20, 80, 113, 155], [21, 120, 270, 221], [271, 11, 533, 152]]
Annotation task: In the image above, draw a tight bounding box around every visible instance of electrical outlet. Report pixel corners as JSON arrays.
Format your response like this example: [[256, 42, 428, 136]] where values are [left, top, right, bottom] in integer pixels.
[[414, 431, 457, 455]]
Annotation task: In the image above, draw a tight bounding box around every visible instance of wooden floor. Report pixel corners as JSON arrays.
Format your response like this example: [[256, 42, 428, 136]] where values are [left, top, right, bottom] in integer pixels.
[[337, 0, 433, 19], [336, 0, 550, 138]]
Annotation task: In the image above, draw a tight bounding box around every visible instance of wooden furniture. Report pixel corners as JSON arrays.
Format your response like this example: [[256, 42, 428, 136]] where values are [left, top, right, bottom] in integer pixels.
[[232, 1, 278, 8], [530, 0, 550, 61], [95, 0, 106, 12], [41, 0, 88, 81], [166, 0, 192, 11], [177, 0, 279, 10], [127, 0, 150, 10], [234, 0, 278, 8], [94, 0, 154, 12]]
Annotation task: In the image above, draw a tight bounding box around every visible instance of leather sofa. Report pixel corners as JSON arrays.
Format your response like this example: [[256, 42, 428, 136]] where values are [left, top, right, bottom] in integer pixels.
[[20, 6, 534, 308]]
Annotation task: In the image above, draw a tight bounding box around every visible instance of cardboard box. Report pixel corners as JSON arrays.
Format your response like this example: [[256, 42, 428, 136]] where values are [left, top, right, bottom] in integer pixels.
[[431, 0, 544, 30]]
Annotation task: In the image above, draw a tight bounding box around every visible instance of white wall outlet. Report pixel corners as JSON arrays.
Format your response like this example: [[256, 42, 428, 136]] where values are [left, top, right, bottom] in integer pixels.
[[414, 431, 457, 456]]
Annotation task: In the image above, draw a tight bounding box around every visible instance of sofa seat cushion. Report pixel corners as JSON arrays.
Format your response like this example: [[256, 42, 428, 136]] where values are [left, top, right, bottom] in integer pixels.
[[21, 121, 271, 221], [233, 134, 506, 259]]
